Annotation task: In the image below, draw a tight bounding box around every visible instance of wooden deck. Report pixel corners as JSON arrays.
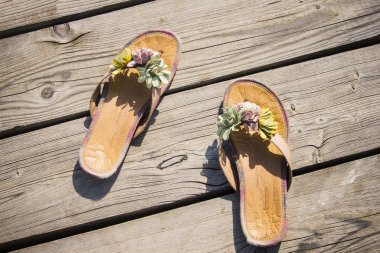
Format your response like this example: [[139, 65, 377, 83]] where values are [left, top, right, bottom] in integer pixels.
[[0, 0, 379, 252]]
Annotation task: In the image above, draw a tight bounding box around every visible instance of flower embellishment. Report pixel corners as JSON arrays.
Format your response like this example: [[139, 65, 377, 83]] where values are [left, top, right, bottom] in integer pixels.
[[127, 48, 156, 67], [217, 102, 278, 141], [109, 47, 171, 89], [110, 48, 133, 76], [136, 56, 171, 89], [216, 106, 241, 141]]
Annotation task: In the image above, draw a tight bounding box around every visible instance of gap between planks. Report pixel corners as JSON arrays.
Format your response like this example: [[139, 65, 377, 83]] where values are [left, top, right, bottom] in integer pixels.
[[1, 0, 379, 136], [0, 45, 379, 250], [0, 36, 378, 140], [5, 153, 380, 252], [13, 154, 380, 253], [2, 149, 380, 251], [0, 0, 153, 39]]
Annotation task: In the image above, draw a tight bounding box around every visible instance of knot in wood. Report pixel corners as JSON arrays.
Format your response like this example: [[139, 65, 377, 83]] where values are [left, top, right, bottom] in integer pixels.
[[41, 87, 54, 99], [53, 23, 71, 39]]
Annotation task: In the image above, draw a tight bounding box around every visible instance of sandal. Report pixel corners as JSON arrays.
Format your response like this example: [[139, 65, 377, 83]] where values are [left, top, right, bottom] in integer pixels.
[[217, 79, 292, 246], [79, 30, 181, 178]]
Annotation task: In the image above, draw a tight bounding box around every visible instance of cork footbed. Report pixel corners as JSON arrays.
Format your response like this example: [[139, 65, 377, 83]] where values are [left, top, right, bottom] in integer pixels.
[[223, 80, 288, 246], [79, 32, 179, 178]]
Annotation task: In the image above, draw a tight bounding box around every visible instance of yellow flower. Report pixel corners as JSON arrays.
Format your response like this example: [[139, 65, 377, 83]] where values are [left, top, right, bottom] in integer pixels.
[[110, 48, 133, 76], [258, 107, 278, 140]]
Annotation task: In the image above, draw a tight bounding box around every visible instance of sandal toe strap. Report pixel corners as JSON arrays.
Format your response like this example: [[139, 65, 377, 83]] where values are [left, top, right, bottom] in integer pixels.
[[219, 133, 292, 189]]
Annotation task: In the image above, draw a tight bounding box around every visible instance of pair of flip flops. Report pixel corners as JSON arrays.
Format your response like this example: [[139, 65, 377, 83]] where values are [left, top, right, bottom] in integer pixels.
[[79, 30, 292, 246]]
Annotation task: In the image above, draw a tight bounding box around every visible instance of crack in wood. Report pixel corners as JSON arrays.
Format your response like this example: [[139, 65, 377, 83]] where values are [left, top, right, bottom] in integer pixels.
[[40, 24, 91, 45]]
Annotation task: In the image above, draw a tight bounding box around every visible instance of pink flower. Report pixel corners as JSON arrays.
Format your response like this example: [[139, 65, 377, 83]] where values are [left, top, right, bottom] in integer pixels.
[[127, 48, 158, 67], [235, 102, 261, 131]]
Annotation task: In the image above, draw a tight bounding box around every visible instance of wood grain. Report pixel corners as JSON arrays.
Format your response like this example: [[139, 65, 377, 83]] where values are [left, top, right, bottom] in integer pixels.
[[1, 45, 380, 246], [15, 155, 380, 253], [0, 0, 144, 34], [1, 0, 379, 133]]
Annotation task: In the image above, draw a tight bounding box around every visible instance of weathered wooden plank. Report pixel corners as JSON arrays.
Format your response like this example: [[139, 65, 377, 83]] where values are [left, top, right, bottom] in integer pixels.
[[15, 155, 380, 253], [0, 0, 146, 34], [1, 45, 380, 246], [1, 0, 379, 133]]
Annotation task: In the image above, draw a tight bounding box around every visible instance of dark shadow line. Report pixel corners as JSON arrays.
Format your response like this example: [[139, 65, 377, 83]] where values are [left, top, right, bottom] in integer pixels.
[[293, 147, 380, 177], [2, 149, 380, 251], [0, 0, 154, 39], [0, 187, 233, 252], [0, 111, 89, 139], [166, 35, 380, 95]]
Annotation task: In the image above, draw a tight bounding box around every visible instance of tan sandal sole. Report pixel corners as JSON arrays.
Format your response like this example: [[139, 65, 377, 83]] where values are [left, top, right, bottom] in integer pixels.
[[220, 80, 289, 246]]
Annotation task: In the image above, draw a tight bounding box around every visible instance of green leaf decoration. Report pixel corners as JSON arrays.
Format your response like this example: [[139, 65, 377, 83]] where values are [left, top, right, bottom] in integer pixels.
[[216, 106, 241, 140], [136, 55, 171, 89]]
